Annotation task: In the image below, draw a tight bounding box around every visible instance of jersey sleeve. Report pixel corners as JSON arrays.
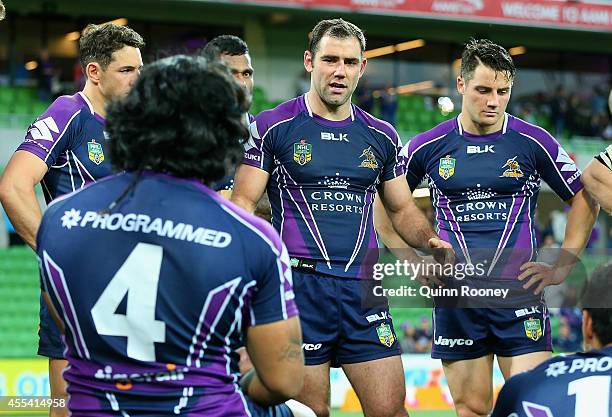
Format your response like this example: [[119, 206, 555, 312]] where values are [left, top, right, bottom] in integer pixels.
[[380, 128, 406, 182], [402, 138, 427, 191], [249, 236, 298, 326], [595, 144, 612, 171], [531, 129, 583, 201], [16, 97, 81, 167], [242, 118, 276, 173]]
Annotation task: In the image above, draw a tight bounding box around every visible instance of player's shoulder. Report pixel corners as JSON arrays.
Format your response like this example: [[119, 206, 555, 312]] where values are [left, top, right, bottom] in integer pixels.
[[404, 117, 457, 155], [352, 105, 400, 144], [506, 113, 558, 146], [252, 96, 305, 138], [42, 92, 92, 124], [182, 179, 284, 255]]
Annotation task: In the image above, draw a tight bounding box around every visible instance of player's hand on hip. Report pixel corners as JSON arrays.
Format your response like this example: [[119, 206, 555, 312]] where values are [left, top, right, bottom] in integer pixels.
[[236, 347, 254, 375], [427, 238, 455, 268], [518, 261, 567, 295]]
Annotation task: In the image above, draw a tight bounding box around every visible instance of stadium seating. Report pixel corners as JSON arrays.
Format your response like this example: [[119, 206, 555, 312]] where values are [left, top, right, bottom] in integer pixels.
[[0, 86, 49, 129], [0, 246, 40, 358]]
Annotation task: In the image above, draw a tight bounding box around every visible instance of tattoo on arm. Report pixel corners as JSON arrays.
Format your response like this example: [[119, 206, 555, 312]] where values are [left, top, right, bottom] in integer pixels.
[[239, 368, 256, 394], [277, 335, 303, 363]]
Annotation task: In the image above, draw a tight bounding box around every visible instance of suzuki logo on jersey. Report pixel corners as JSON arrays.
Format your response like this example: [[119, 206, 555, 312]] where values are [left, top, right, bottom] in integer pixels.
[[302, 343, 322, 351], [556, 147, 578, 172], [321, 132, 349, 142], [366, 311, 389, 323], [28, 116, 59, 141], [515, 307, 541, 318], [467, 145, 494, 154], [434, 336, 474, 347], [567, 170, 581, 185]]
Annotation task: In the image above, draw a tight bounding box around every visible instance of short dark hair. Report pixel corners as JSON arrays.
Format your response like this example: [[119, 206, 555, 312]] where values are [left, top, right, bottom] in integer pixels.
[[79, 23, 145, 73], [308, 18, 366, 57], [200, 35, 249, 61], [582, 262, 612, 346], [460, 39, 515, 82], [106, 55, 249, 184]]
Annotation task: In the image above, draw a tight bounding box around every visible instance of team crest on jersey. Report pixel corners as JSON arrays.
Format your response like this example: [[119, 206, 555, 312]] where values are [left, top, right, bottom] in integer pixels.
[[293, 140, 312, 166], [438, 155, 455, 180], [524, 318, 542, 341], [376, 323, 395, 347], [500, 156, 524, 179], [87, 140, 105, 165], [359, 146, 378, 169]]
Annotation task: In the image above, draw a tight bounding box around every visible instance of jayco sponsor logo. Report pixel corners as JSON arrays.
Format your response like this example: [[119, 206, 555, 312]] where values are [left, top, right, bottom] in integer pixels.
[[434, 336, 474, 347], [302, 343, 323, 351]]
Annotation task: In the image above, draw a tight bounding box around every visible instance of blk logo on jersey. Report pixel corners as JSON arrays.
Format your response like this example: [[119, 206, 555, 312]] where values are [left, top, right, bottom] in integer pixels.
[[438, 155, 456, 180], [87, 140, 105, 165], [321, 132, 349, 142], [500, 156, 524, 179], [376, 323, 395, 347], [467, 145, 495, 154], [359, 147, 378, 169], [293, 139, 312, 166], [524, 318, 542, 341]]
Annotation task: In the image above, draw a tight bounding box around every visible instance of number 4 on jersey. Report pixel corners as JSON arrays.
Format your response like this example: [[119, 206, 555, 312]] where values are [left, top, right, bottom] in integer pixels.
[[91, 243, 166, 362]]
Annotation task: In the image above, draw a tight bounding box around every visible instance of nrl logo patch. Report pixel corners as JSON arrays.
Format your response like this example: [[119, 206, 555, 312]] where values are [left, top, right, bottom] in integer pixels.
[[359, 146, 378, 169], [376, 323, 395, 347], [438, 155, 455, 180], [87, 140, 105, 165], [500, 156, 524, 179], [524, 318, 542, 341], [293, 140, 312, 166]]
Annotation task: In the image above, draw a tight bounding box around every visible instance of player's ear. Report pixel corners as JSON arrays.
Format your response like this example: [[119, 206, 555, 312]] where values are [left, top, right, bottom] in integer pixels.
[[359, 57, 367, 77], [86, 62, 102, 85], [457, 76, 465, 95], [304, 50, 314, 72]]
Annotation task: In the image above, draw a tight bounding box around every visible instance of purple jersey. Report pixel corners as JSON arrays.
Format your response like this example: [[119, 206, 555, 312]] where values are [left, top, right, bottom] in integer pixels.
[[403, 114, 583, 278], [17, 92, 111, 203], [243, 94, 404, 278], [491, 346, 612, 417], [37, 172, 297, 416]]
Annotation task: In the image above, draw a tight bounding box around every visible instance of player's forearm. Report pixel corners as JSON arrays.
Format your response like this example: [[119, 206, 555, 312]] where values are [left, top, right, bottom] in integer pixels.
[[0, 183, 42, 250], [230, 193, 257, 213], [583, 163, 612, 214], [241, 369, 292, 406], [555, 190, 599, 278], [374, 200, 425, 263], [388, 203, 438, 250], [562, 190, 599, 256]]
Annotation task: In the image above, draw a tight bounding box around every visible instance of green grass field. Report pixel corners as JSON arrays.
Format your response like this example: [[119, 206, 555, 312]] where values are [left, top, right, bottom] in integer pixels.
[[333, 411, 454, 417]]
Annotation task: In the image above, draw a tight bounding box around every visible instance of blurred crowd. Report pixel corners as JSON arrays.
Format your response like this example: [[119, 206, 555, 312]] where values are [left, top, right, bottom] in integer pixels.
[[515, 85, 612, 141]]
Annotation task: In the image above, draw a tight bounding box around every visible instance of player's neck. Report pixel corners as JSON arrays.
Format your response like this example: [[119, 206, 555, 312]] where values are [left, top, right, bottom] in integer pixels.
[[459, 112, 504, 136], [81, 82, 107, 118], [306, 90, 351, 121]]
